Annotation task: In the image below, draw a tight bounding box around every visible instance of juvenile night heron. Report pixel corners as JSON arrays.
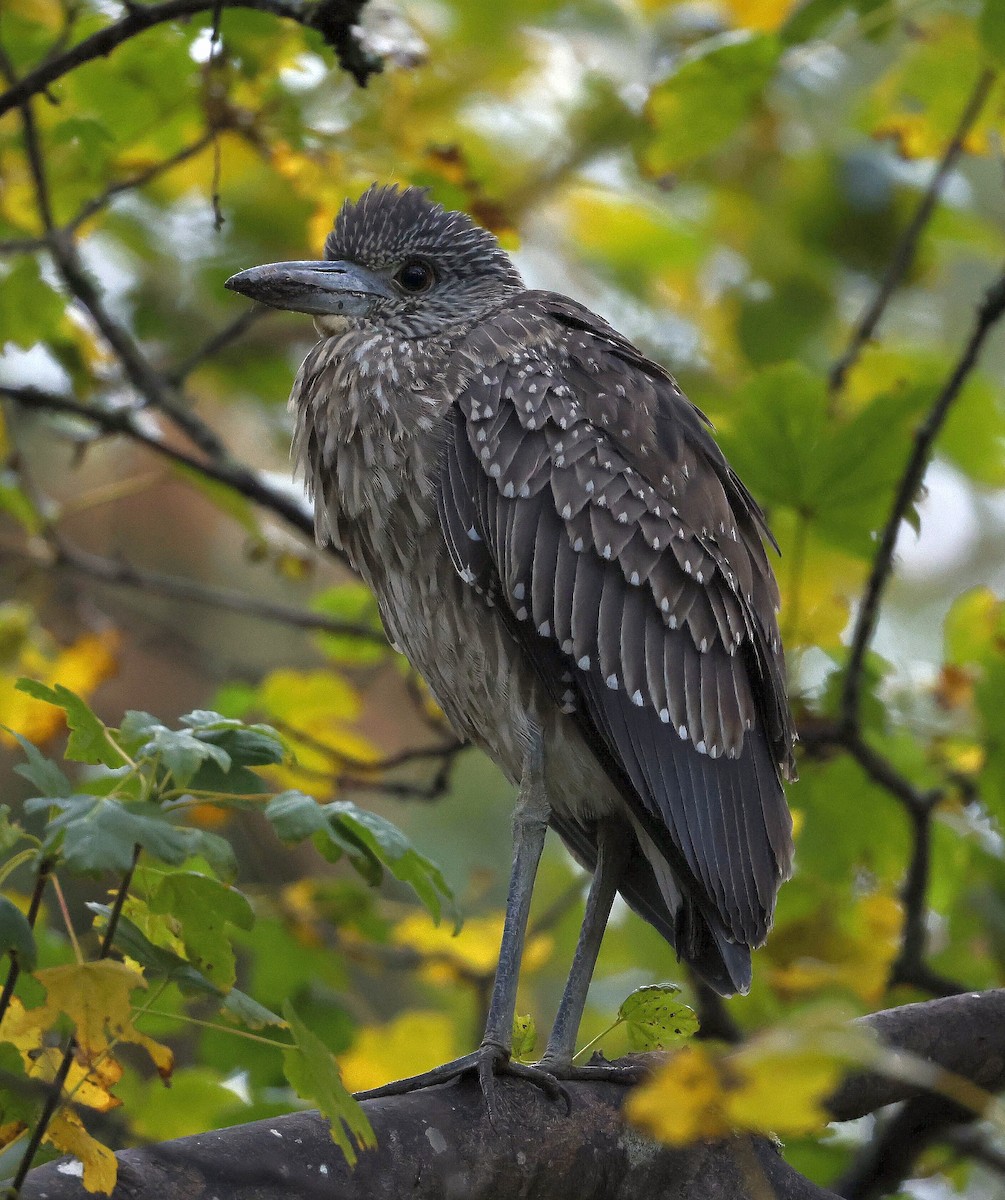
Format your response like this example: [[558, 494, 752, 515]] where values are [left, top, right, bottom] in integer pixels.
[[227, 185, 796, 1104]]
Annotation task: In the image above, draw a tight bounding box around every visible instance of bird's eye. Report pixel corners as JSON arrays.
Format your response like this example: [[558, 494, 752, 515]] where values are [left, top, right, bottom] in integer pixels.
[[394, 260, 435, 294]]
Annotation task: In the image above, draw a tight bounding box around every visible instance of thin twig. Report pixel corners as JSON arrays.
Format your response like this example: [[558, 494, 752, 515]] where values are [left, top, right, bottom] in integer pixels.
[[829, 68, 997, 393], [0, 859, 51, 1028], [167, 306, 266, 384], [0, 383, 316, 539], [841, 270, 1005, 725], [99, 844, 140, 957], [3, 53, 234, 466], [6, 1035, 76, 1198], [0, 131, 217, 255], [5, 537, 387, 643]]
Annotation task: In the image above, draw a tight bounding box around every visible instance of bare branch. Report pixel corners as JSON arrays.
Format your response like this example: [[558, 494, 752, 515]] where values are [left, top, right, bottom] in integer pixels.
[[829, 68, 997, 393], [1, 383, 316, 539], [841, 269, 1005, 726], [4, 537, 386, 643], [167, 306, 267, 385]]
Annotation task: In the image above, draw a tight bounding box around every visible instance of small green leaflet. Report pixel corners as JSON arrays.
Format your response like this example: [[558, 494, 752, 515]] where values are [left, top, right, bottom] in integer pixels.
[[5, 727, 73, 799], [26, 794, 237, 877], [265, 791, 454, 923], [87, 906, 284, 1030], [15, 679, 124, 768], [149, 873, 254, 991], [512, 1013, 536, 1061], [282, 1002, 375, 1167], [619, 984, 699, 1052]]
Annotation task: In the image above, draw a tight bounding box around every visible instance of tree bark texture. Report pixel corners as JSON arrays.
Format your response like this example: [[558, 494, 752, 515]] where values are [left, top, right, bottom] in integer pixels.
[[20, 990, 1005, 1200]]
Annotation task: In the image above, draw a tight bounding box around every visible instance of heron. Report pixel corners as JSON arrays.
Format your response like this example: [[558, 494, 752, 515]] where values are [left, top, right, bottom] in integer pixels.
[[226, 185, 795, 1108]]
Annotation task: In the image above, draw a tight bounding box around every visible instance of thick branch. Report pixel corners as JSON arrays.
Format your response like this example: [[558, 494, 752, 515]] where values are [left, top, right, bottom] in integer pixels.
[[20, 991, 1005, 1200], [0, 0, 377, 119]]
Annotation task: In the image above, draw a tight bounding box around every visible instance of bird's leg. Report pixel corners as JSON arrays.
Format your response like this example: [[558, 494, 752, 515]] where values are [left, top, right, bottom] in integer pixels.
[[538, 818, 645, 1084], [355, 729, 568, 1113], [478, 728, 550, 1061]]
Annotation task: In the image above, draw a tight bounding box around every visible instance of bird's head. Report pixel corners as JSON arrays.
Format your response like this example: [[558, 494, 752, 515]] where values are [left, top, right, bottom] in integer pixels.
[[225, 184, 523, 337]]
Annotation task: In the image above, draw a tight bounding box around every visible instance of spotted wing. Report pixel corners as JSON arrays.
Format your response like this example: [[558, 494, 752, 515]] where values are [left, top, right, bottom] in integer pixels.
[[438, 294, 795, 981]]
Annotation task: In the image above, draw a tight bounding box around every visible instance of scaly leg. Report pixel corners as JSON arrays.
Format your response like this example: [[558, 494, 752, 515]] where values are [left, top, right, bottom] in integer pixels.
[[355, 728, 568, 1114], [539, 818, 645, 1084]]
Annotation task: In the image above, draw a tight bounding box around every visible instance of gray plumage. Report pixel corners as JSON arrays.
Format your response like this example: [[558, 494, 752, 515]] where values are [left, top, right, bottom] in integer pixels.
[[229, 184, 795, 998]]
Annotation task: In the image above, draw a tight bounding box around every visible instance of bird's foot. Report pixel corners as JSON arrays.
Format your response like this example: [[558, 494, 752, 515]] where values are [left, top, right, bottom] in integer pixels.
[[535, 1054, 649, 1085], [354, 1043, 571, 1121]]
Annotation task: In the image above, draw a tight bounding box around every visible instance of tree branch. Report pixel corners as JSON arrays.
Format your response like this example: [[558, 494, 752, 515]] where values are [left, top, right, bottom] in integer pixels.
[[840, 269, 1005, 726], [0, 383, 316, 539], [829, 67, 997, 393], [4, 537, 387, 643], [0, 130, 218, 255], [0, 0, 378, 120], [21, 990, 1005, 1200]]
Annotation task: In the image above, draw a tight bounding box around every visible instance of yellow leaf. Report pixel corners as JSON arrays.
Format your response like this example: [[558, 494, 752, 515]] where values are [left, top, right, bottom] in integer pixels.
[[767, 889, 902, 1003], [0, 995, 44, 1058], [628, 1013, 876, 1145], [724, 1048, 840, 1135], [0, 1121, 26, 1150], [720, 0, 798, 32], [393, 910, 552, 983], [45, 1108, 117, 1195], [339, 1010, 458, 1093], [31, 962, 173, 1079], [626, 1044, 730, 1143], [0, 615, 118, 747]]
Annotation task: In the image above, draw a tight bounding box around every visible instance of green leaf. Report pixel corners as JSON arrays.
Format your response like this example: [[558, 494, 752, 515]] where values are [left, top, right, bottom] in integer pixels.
[[89, 905, 283, 1028], [512, 1012, 536, 1061], [136, 726, 231, 788], [980, 1, 1005, 65], [180, 713, 286, 767], [618, 984, 699, 1052], [0, 805, 26, 856], [4, 728, 73, 798], [265, 790, 327, 841], [717, 362, 827, 512], [150, 873, 253, 990], [264, 792, 453, 921], [781, 0, 851, 45], [117, 710, 163, 755], [0, 470, 41, 534], [0, 895, 37, 972], [642, 33, 780, 175], [28, 794, 207, 873], [328, 802, 454, 923], [0, 1041, 38, 1128], [282, 1001, 375, 1166], [0, 259, 66, 349], [14, 679, 123, 768]]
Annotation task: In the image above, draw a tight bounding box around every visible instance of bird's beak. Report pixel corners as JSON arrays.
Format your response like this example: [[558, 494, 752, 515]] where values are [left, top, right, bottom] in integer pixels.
[[224, 259, 395, 316]]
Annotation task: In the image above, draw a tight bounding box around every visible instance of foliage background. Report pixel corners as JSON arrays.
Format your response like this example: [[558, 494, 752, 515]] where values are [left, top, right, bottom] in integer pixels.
[[2, 0, 1005, 1196]]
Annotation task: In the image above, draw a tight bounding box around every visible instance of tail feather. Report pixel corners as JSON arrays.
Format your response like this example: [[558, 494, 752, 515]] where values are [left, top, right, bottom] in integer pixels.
[[549, 811, 752, 997]]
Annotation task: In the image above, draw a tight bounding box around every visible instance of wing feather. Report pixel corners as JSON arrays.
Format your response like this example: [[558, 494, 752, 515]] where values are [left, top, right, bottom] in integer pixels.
[[439, 293, 795, 989]]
